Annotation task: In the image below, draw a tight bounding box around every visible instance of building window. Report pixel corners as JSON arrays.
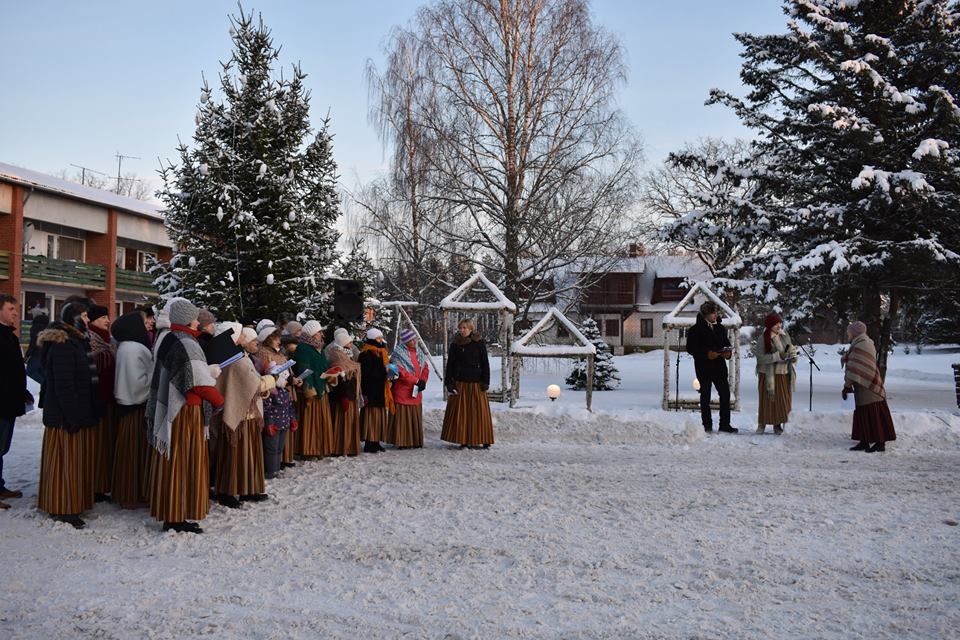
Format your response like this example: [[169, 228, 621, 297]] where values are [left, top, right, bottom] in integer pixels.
[[56, 236, 85, 261], [137, 250, 157, 273], [604, 318, 620, 338], [640, 318, 653, 338], [652, 277, 687, 304]]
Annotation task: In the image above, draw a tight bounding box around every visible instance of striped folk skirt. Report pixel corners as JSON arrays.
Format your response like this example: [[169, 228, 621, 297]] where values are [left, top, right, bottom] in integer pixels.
[[111, 406, 150, 508], [93, 402, 118, 495], [148, 405, 210, 523], [215, 418, 265, 497], [387, 404, 423, 448], [441, 381, 494, 446], [38, 426, 92, 516], [331, 398, 361, 456], [299, 394, 333, 457], [80, 424, 96, 511], [757, 373, 792, 425], [851, 400, 897, 444], [360, 406, 389, 443]]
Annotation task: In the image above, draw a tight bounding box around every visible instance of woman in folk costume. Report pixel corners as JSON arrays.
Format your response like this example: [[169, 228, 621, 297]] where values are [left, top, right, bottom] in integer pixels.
[[842, 321, 897, 452], [253, 325, 301, 482], [110, 311, 154, 509], [292, 320, 333, 460], [327, 330, 362, 456], [146, 298, 224, 534], [86, 304, 117, 502], [441, 318, 494, 449], [36, 300, 102, 529], [358, 328, 394, 453], [754, 312, 797, 435], [388, 328, 429, 449], [213, 322, 275, 505]]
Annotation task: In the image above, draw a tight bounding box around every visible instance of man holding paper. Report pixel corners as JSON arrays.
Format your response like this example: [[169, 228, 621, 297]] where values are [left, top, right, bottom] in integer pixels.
[[686, 301, 736, 434]]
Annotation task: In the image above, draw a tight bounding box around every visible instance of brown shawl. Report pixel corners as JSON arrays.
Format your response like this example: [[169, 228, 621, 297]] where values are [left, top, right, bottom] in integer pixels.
[[843, 334, 885, 399], [327, 344, 361, 399], [215, 354, 263, 432]]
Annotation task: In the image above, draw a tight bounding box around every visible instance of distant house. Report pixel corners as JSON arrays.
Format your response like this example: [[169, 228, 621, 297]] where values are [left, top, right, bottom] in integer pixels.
[[523, 249, 711, 354], [0, 162, 173, 338]]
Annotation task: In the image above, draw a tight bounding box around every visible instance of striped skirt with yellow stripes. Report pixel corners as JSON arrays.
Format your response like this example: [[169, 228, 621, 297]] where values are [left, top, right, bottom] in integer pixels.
[[331, 398, 361, 456], [360, 405, 389, 443], [757, 373, 793, 425], [111, 406, 150, 508], [148, 405, 209, 523], [38, 426, 94, 516], [215, 418, 265, 497], [299, 394, 333, 457], [386, 404, 423, 448], [441, 381, 494, 446]]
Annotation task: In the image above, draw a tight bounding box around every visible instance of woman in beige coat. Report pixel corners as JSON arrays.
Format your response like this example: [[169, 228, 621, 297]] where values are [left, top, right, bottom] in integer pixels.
[[754, 312, 797, 435]]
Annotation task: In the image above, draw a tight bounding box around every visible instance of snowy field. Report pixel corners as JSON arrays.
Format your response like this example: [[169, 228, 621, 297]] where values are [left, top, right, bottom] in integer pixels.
[[3, 345, 960, 639]]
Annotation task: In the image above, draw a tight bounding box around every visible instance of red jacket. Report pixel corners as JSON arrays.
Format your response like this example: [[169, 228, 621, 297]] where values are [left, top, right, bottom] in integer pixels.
[[391, 344, 429, 406]]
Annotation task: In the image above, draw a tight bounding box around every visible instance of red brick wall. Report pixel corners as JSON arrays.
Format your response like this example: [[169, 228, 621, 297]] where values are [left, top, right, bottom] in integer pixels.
[[85, 209, 117, 315], [0, 184, 24, 298]]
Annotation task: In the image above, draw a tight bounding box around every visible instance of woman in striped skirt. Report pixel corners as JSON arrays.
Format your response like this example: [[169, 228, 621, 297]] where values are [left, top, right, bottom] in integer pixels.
[[146, 298, 224, 534], [110, 310, 153, 509], [253, 325, 298, 485], [86, 305, 117, 503], [292, 320, 333, 460], [388, 328, 428, 449], [842, 321, 897, 452], [754, 312, 797, 435], [358, 328, 394, 453], [327, 331, 362, 456], [37, 301, 102, 529], [441, 318, 494, 448]]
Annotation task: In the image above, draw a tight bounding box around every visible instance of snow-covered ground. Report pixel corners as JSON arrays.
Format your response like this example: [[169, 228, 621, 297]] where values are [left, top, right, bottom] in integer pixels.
[[3, 345, 959, 639]]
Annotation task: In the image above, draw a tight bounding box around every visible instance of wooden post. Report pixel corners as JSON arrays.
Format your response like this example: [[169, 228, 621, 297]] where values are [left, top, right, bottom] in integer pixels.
[[586, 354, 595, 412], [662, 329, 671, 410]]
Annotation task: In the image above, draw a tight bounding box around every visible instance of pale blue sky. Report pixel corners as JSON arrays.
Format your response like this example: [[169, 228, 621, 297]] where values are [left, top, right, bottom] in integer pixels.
[[0, 1, 787, 195]]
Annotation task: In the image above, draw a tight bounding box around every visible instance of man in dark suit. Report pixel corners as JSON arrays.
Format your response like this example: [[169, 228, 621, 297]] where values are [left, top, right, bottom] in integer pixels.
[[686, 301, 736, 433], [0, 294, 34, 509]]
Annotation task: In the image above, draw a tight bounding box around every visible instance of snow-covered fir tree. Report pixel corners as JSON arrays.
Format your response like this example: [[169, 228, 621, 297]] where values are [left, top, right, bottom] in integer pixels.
[[566, 317, 620, 390], [157, 8, 340, 321], [696, 0, 960, 376]]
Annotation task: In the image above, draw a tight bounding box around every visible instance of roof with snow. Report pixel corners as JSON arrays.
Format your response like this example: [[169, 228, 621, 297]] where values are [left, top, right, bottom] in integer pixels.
[[512, 307, 596, 356], [662, 281, 742, 328], [440, 268, 517, 313], [0, 161, 163, 220]]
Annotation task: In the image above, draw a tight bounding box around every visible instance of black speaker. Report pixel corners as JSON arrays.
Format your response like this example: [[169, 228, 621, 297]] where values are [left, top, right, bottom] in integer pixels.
[[332, 279, 364, 322]]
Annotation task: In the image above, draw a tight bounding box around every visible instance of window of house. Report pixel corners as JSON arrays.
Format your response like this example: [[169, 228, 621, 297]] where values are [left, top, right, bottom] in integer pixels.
[[652, 277, 686, 304], [116, 247, 126, 268], [640, 318, 653, 338], [137, 251, 156, 273], [55, 236, 85, 261], [604, 318, 620, 337]]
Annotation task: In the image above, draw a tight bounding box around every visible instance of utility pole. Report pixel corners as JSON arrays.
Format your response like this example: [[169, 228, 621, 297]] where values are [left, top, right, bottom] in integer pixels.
[[115, 152, 141, 194], [69, 163, 106, 186]]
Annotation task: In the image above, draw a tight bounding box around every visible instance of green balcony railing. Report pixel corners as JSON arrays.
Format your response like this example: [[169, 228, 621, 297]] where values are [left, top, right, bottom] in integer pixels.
[[116, 268, 158, 293], [21, 254, 106, 289], [0, 249, 10, 278]]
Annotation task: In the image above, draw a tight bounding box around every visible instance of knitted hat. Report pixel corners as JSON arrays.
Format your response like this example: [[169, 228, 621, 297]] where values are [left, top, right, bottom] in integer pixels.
[[241, 327, 258, 344], [256, 319, 276, 334], [763, 312, 782, 353], [335, 332, 352, 347], [258, 326, 281, 344], [197, 309, 217, 327], [168, 298, 199, 326], [764, 312, 781, 329], [366, 328, 384, 341], [215, 321, 243, 344], [333, 327, 348, 339], [848, 320, 867, 337], [284, 320, 303, 337], [88, 305, 109, 322], [302, 320, 323, 337], [399, 328, 416, 344]]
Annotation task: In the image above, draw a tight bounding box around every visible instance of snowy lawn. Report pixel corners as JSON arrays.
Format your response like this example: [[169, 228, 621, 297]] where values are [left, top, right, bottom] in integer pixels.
[[2, 346, 959, 639]]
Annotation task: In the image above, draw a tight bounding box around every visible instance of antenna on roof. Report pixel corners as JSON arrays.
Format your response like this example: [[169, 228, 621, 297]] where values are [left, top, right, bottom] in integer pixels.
[[69, 164, 106, 186], [115, 152, 141, 194]]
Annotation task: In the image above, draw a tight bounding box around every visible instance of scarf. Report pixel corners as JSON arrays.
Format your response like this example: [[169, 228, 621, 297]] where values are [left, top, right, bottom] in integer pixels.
[[391, 340, 426, 379], [844, 334, 886, 399], [327, 344, 361, 399], [303, 332, 325, 351], [361, 342, 395, 413], [763, 333, 796, 397], [216, 353, 263, 433]]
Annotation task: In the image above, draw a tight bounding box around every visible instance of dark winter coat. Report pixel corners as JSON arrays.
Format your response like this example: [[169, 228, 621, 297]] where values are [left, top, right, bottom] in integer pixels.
[[37, 323, 102, 432], [0, 322, 29, 418], [686, 313, 732, 376], [445, 332, 490, 390], [358, 340, 389, 407]]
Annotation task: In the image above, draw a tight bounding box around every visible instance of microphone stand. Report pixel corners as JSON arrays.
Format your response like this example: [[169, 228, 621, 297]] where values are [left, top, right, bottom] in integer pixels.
[[674, 329, 681, 411], [797, 341, 820, 411]]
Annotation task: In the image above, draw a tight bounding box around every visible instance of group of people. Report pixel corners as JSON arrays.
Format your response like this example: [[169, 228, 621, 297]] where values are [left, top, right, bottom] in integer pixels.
[[0, 292, 495, 532], [687, 300, 896, 449]]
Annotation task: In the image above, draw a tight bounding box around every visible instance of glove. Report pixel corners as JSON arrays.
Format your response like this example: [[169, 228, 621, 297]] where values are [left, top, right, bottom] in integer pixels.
[[290, 419, 299, 432], [276, 370, 290, 388], [707, 350, 719, 360], [722, 350, 732, 360], [266, 424, 279, 437], [340, 396, 350, 412], [416, 379, 426, 392], [842, 387, 850, 400], [208, 364, 222, 379]]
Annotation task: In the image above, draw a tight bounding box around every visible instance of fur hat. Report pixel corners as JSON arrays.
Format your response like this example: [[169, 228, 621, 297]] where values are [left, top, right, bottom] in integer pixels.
[[366, 328, 384, 341], [399, 328, 416, 344], [241, 327, 258, 344], [302, 320, 323, 337], [197, 309, 217, 327], [215, 321, 243, 344], [848, 320, 867, 337], [284, 320, 303, 337], [258, 326, 281, 344], [88, 305, 109, 323], [335, 332, 352, 348], [168, 298, 200, 326]]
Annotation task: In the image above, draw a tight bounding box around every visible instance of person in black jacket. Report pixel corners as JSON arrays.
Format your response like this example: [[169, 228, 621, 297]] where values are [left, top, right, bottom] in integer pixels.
[[0, 295, 34, 510], [36, 300, 103, 528], [686, 301, 736, 433], [357, 328, 391, 453], [441, 318, 494, 448]]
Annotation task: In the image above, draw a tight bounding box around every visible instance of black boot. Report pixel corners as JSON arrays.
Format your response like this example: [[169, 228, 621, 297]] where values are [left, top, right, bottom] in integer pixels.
[[217, 494, 242, 509], [363, 441, 378, 453], [240, 493, 269, 502], [850, 441, 869, 451], [866, 442, 886, 453], [54, 514, 86, 529], [718, 425, 739, 434]]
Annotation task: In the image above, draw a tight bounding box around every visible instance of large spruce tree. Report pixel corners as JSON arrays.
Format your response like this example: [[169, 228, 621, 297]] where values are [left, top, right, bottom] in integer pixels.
[[157, 8, 340, 321], [706, 0, 960, 374]]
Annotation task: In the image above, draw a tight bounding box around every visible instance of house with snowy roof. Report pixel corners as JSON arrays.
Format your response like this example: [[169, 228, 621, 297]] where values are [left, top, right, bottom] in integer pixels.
[[0, 162, 173, 338], [523, 246, 711, 354]]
